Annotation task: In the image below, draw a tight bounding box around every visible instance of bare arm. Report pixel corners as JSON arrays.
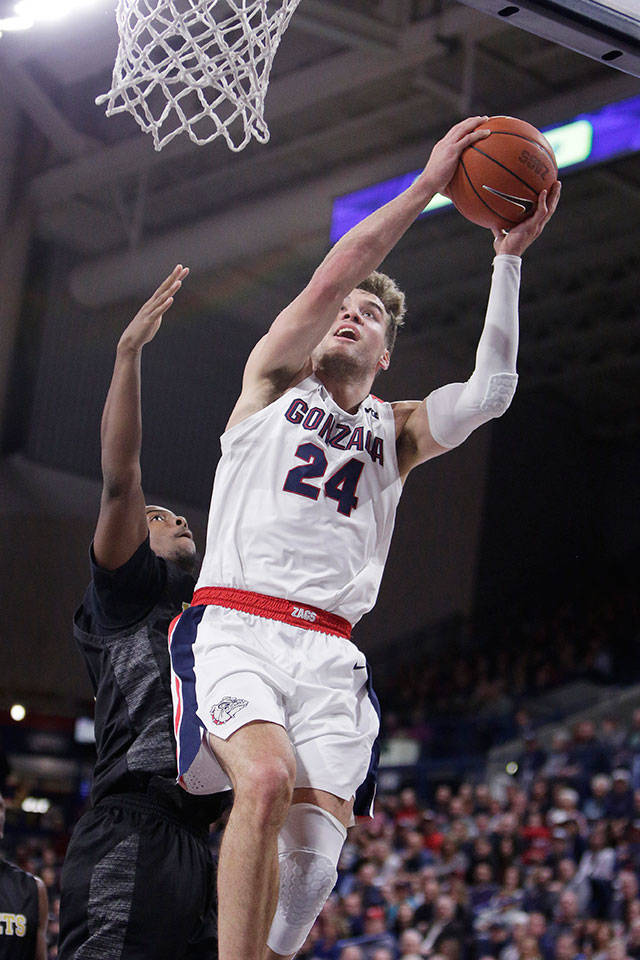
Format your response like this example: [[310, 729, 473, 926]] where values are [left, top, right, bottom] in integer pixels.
[[93, 265, 188, 570], [228, 117, 492, 428], [34, 877, 48, 960], [396, 181, 561, 480]]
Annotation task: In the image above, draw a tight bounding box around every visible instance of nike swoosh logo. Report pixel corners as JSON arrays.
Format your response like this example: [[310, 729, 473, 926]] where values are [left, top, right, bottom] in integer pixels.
[[482, 184, 536, 215], [353, 664, 366, 670]]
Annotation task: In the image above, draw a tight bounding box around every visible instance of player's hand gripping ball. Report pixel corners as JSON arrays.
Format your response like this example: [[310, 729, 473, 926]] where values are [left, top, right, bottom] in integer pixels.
[[448, 116, 558, 232]]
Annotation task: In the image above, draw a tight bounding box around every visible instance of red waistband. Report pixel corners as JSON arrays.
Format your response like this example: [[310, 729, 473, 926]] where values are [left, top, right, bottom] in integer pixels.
[[191, 587, 352, 640]]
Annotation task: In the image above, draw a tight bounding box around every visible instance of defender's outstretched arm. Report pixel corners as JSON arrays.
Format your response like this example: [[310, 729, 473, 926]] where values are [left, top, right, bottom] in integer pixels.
[[94, 265, 188, 569]]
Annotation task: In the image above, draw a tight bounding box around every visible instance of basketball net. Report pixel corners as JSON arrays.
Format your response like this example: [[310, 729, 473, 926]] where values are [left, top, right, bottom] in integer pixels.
[[96, 0, 304, 152]]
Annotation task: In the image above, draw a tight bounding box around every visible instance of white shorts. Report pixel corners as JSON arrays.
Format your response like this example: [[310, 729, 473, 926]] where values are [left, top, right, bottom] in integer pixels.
[[168, 593, 380, 807]]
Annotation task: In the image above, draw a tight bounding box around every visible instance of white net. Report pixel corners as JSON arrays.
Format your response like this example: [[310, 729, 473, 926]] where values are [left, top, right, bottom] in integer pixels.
[[96, 0, 304, 152]]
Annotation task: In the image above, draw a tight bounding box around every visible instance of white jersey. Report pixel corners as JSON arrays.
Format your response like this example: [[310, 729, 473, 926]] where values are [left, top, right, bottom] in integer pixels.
[[196, 375, 402, 626]]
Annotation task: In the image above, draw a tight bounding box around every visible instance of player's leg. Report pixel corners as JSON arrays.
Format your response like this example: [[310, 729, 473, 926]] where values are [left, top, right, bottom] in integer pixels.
[[263, 788, 353, 960], [209, 720, 297, 960]]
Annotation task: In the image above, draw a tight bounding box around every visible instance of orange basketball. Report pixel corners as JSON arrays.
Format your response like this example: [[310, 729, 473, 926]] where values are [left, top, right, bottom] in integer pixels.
[[448, 116, 558, 232]]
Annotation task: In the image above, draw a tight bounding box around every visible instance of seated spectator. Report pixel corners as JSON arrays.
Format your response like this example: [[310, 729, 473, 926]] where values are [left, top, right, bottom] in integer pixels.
[[341, 892, 365, 938], [575, 825, 616, 918], [470, 862, 500, 917], [583, 776, 613, 823], [542, 732, 574, 784], [371, 949, 395, 960], [423, 812, 445, 854], [554, 933, 584, 960], [421, 894, 466, 956], [339, 947, 365, 960], [522, 814, 553, 866], [610, 870, 639, 924], [398, 929, 425, 958], [500, 916, 530, 960], [414, 872, 441, 932], [527, 911, 555, 960], [606, 772, 634, 820], [591, 920, 614, 960], [396, 789, 423, 829], [523, 867, 557, 917], [606, 939, 631, 960], [549, 890, 583, 942]]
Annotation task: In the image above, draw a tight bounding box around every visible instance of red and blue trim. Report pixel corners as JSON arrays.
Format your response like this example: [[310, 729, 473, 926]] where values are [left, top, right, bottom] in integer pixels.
[[168, 604, 207, 783]]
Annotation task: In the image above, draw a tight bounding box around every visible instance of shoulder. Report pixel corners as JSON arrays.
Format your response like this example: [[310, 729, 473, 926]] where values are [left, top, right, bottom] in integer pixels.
[[84, 536, 168, 633], [225, 373, 319, 435]]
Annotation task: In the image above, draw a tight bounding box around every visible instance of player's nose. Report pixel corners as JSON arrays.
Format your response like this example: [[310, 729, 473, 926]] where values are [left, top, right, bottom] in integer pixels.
[[175, 515, 187, 527]]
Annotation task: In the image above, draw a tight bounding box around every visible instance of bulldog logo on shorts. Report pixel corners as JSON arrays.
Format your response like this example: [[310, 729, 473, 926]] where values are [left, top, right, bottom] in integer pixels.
[[210, 696, 249, 726]]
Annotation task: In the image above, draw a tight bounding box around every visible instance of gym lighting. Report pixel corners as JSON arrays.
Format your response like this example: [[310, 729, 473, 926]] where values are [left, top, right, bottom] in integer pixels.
[[10, 703, 26, 721], [330, 93, 640, 241], [0, 0, 98, 36], [21, 797, 51, 814]]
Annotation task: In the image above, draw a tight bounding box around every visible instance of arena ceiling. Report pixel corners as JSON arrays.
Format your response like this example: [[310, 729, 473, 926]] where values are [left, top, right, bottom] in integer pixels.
[[1, 0, 638, 438]]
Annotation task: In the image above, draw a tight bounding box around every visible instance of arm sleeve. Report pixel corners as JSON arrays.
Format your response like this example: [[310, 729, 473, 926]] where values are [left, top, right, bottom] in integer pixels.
[[425, 254, 521, 449]]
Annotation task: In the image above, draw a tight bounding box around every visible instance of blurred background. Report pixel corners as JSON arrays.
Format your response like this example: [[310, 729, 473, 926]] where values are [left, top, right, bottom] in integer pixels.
[[0, 1, 638, 957]]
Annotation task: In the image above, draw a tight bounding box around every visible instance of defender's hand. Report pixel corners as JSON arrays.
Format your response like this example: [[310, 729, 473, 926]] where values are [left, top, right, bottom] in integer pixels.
[[421, 116, 491, 197], [492, 180, 561, 256], [118, 264, 189, 354]]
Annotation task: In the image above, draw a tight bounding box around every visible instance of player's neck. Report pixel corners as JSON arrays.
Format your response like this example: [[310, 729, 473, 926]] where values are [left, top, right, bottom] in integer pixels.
[[314, 367, 373, 414]]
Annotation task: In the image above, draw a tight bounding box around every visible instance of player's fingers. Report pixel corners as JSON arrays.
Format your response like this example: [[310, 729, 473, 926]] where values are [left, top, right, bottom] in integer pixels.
[[152, 265, 186, 302], [548, 180, 562, 214], [460, 128, 491, 150], [145, 295, 174, 320], [447, 115, 488, 140]]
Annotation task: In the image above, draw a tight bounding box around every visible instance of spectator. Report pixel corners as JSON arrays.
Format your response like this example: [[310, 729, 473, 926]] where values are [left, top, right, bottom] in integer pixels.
[[414, 872, 441, 932], [338, 946, 365, 960], [421, 895, 466, 956], [575, 825, 616, 918], [606, 772, 634, 820], [584, 777, 613, 823], [398, 929, 424, 958]]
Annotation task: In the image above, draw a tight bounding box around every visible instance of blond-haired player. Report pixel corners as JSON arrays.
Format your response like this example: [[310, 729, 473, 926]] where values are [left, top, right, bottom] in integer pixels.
[[169, 116, 561, 960]]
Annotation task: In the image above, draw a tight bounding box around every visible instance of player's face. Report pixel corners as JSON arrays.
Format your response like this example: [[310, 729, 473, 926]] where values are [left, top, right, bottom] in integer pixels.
[[314, 289, 391, 377], [146, 506, 196, 565]]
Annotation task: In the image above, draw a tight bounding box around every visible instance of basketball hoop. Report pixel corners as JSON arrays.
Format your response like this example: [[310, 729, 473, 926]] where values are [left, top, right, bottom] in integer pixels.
[[96, 0, 304, 152]]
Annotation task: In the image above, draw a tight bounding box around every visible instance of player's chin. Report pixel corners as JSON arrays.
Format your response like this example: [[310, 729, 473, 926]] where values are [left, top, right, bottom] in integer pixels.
[[175, 537, 197, 558]]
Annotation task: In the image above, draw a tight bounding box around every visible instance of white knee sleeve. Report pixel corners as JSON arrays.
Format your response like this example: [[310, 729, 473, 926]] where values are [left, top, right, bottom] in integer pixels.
[[426, 254, 520, 449], [267, 803, 347, 957]]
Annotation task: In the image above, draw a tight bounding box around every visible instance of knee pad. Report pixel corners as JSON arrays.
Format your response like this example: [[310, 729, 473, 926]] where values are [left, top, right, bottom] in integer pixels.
[[267, 802, 346, 957]]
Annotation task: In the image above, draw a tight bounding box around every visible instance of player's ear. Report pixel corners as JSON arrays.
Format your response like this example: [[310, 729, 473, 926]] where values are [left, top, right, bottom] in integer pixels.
[[378, 349, 390, 372]]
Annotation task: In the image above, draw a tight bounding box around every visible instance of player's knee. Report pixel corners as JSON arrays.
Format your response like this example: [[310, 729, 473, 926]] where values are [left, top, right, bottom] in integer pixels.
[[235, 756, 295, 825], [267, 803, 347, 957]]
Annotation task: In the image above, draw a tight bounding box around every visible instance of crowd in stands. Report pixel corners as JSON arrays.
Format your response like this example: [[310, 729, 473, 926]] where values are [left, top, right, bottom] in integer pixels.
[[4, 712, 640, 959], [292, 711, 640, 959]]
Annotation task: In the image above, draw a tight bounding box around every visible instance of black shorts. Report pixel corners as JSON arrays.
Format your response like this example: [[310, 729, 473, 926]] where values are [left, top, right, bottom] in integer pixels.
[[58, 794, 217, 960]]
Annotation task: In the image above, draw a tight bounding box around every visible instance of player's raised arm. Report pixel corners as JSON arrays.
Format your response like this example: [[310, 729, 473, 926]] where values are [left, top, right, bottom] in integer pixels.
[[395, 181, 561, 480], [93, 265, 188, 570], [230, 118, 493, 422]]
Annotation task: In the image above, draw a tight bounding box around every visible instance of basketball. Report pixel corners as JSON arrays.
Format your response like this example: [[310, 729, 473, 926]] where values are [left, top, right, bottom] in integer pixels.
[[448, 116, 558, 232]]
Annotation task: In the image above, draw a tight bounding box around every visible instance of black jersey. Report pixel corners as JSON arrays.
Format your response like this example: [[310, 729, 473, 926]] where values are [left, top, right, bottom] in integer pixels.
[[0, 860, 38, 960], [74, 535, 220, 830]]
